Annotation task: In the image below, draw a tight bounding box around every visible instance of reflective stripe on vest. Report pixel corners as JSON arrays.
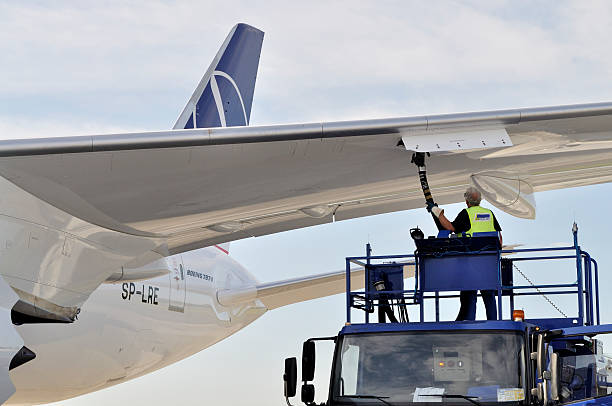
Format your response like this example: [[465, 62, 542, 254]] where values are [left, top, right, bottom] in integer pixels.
[[465, 206, 496, 236]]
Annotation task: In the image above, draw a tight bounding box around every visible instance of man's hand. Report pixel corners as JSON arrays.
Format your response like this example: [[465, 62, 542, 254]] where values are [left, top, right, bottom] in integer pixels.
[[426, 201, 453, 231], [426, 201, 437, 212], [431, 206, 443, 218], [426, 201, 443, 217]]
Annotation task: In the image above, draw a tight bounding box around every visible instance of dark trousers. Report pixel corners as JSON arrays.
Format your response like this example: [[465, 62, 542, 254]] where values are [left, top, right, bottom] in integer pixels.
[[456, 290, 497, 321]]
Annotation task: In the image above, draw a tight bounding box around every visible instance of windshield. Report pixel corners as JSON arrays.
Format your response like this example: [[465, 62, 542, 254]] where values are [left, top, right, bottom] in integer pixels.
[[333, 331, 526, 405]]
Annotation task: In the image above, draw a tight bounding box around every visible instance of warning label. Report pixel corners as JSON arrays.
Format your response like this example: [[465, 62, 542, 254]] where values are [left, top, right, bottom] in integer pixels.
[[497, 388, 525, 402]]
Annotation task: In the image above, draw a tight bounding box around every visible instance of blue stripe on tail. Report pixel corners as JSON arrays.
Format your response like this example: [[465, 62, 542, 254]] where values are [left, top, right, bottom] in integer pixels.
[[174, 24, 264, 130]]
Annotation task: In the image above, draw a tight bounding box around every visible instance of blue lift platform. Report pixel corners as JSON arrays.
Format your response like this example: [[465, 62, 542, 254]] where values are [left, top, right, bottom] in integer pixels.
[[345, 224, 600, 328], [283, 224, 612, 406]]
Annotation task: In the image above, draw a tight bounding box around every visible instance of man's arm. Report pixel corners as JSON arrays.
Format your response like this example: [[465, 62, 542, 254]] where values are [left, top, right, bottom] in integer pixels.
[[493, 214, 503, 246], [431, 207, 455, 232]]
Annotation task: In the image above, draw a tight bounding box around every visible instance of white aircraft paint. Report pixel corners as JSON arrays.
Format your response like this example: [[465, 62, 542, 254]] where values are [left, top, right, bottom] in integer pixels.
[[7, 245, 266, 405], [0, 174, 160, 318]]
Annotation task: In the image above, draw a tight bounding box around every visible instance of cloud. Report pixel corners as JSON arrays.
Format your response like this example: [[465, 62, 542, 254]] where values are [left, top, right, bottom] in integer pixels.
[[1, 1, 612, 130], [0, 116, 137, 140]]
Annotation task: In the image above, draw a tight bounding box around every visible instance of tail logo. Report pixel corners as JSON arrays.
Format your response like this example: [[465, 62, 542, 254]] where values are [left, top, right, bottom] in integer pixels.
[[208, 70, 248, 127], [175, 24, 262, 130]]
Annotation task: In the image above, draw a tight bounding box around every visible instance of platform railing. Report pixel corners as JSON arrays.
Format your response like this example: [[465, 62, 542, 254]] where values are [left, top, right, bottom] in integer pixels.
[[345, 226, 599, 327]]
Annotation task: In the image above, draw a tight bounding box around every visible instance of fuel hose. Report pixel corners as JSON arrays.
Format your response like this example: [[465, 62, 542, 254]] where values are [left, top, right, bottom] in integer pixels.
[[411, 152, 444, 231]]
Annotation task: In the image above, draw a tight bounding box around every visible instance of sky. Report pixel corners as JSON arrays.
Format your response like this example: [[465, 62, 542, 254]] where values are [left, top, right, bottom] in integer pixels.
[[2, 1, 612, 405]]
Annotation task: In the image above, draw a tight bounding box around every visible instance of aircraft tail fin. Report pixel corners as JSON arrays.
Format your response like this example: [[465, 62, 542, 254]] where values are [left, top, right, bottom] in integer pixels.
[[173, 23, 264, 130]]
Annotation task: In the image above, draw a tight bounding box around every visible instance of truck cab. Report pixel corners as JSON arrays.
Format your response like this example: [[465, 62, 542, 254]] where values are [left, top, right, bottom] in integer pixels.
[[283, 224, 612, 406]]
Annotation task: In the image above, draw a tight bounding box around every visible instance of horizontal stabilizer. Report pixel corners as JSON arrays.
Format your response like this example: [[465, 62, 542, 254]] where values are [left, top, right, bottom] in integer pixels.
[[217, 264, 415, 310]]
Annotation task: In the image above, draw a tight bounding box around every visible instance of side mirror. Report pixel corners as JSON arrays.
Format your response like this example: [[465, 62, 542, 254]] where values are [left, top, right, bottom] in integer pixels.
[[301, 383, 315, 404], [284, 357, 297, 398], [302, 341, 315, 381], [550, 352, 559, 402]]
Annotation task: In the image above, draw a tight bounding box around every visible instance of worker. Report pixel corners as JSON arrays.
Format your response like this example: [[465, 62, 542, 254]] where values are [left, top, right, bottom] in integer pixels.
[[429, 186, 502, 321]]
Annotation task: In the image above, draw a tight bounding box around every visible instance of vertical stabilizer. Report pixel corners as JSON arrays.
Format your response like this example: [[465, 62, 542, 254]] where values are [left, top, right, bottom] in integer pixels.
[[173, 24, 264, 129]]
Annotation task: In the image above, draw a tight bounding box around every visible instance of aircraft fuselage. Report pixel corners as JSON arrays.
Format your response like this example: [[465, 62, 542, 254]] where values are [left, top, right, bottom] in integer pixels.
[[6, 247, 266, 405]]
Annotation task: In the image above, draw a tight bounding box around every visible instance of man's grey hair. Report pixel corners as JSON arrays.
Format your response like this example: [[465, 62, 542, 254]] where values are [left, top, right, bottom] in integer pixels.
[[464, 186, 482, 206]]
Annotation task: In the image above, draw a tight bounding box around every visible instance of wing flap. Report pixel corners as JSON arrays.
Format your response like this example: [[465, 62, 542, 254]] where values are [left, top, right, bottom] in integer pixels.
[[401, 127, 511, 152]]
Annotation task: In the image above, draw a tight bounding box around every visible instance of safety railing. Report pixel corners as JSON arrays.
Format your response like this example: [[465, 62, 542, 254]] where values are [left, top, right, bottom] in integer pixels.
[[345, 224, 599, 327]]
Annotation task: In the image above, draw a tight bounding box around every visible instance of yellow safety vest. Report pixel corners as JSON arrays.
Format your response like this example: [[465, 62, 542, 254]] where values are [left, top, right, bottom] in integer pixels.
[[465, 206, 496, 236]]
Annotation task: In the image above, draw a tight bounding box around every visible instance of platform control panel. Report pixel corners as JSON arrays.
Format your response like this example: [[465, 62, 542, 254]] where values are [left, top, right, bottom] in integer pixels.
[[433, 346, 477, 382]]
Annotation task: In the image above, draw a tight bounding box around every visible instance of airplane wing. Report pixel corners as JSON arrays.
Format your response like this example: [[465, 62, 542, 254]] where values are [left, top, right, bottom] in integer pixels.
[[1, 101, 611, 258], [217, 264, 416, 310]]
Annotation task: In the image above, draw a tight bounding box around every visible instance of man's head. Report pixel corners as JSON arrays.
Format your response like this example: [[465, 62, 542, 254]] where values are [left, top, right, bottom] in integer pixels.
[[464, 186, 481, 207]]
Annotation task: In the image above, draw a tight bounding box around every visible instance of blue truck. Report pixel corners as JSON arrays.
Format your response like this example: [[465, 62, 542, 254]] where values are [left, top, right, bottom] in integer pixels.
[[283, 224, 612, 406]]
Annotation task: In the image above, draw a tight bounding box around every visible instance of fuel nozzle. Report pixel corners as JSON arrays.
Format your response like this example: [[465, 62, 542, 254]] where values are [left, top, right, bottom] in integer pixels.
[[411, 152, 430, 170]]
